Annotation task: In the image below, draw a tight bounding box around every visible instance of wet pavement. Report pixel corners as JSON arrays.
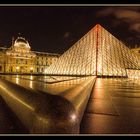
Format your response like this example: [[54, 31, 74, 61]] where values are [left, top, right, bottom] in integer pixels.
[[0, 75, 95, 134], [0, 75, 88, 95], [0, 75, 95, 98], [80, 78, 140, 134], [0, 95, 28, 134], [1, 75, 140, 134]]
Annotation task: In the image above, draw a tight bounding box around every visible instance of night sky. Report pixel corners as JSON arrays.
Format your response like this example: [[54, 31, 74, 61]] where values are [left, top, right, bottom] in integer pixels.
[[0, 6, 139, 54]]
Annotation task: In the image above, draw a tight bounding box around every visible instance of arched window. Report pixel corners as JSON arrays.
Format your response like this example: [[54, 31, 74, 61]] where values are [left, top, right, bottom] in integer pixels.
[[10, 66, 13, 72], [42, 68, 44, 72]]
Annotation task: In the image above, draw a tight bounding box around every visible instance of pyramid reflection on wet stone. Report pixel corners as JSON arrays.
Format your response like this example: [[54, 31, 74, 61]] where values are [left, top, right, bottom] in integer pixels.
[[45, 24, 140, 77]]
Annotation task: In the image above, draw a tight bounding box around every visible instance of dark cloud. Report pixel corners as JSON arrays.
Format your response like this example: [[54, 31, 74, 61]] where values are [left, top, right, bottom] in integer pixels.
[[136, 34, 140, 39], [96, 7, 140, 33], [63, 32, 70, 38], [115, 10, 139, 20], [130, 23, 140, 33], [127, 37, 134, 41]]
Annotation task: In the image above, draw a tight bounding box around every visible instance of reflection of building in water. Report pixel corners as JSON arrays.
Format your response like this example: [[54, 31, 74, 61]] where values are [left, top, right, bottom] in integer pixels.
[[45, 24, 140, 77], [0, 37, 60, 74]]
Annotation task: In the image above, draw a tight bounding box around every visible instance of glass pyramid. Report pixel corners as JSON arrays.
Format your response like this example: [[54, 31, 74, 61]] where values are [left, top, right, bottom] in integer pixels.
[[45, 24, 140, 77]]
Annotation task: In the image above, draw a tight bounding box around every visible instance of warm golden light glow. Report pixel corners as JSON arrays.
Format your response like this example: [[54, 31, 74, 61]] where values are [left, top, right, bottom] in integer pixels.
[[127, 69, 140, 78], [0, 84, 34, 111], [29, 81, 33, 88], [15, 75, 19, 84], [0, 36, 59, 74], [45, 24, 140, 77], [70, 114, 77, 122], [16, 66, 20, 70], [30, 75, 33, 80]]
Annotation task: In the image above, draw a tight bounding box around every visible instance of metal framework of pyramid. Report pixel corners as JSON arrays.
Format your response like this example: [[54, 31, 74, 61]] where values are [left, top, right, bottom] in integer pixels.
[[45, 24, 140, 77]]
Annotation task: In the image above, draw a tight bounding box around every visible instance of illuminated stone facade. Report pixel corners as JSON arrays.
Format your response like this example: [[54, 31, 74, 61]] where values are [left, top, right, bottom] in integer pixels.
[[45, 24, 140, 77], [0, 47, 6, 73], [35, 51, 59, 74], [0, 37, 60, 74]]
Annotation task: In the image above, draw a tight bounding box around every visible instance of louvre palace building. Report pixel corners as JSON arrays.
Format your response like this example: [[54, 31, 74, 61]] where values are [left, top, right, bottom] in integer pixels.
[[0, 36, 60, 74]]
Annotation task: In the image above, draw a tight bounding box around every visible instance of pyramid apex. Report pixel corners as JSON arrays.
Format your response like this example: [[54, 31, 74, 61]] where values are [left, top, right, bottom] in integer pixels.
[[96, 24, 101, 26], [46, 22, 140, 77], [95, 24, 102, 28]]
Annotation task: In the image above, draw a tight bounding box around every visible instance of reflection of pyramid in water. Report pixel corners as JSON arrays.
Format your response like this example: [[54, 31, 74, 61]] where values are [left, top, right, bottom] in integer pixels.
[[46, 24, 140, 77]]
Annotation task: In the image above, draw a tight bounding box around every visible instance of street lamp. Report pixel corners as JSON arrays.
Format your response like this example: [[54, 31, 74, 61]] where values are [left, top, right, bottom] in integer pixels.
[[30, 67, 33, 74], [16, 66, 20, 74]]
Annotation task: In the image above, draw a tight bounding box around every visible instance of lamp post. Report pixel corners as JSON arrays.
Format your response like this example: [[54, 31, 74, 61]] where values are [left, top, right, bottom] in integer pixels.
[[16, 66, 20, 74], [30, 67, 33, 75]]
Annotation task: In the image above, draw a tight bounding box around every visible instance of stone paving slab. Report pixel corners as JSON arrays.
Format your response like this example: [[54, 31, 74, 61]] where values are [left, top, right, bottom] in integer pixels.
[[80, 78, 140, 134]]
